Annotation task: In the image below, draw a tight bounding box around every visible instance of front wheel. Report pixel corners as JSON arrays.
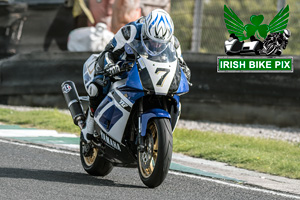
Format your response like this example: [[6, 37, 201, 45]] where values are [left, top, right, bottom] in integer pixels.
[[138, 118, 173, 188], [80, 134, 113, 176]]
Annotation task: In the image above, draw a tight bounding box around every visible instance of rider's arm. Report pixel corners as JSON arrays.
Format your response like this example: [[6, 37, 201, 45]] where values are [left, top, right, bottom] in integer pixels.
[[173, 36, 191, 82], [96, 24, 139, 76]]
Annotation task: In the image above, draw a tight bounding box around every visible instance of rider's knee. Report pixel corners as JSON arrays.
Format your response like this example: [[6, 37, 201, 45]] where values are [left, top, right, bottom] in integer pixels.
[[87, 83, 99, 97]]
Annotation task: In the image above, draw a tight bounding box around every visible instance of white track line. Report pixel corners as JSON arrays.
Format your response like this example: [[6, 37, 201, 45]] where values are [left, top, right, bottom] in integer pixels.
[[1, 138, 300, 199], [0, 138, 79, 156], [0, 129, 77, 137], [169, 171, 300, 199]]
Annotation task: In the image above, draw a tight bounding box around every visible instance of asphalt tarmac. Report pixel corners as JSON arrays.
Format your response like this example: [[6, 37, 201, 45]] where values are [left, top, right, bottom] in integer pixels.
[[0, 138, 298, 200]]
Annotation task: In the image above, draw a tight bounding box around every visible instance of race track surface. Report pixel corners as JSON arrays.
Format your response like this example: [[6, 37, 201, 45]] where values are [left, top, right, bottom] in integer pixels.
[[0, 139, 297, 200]]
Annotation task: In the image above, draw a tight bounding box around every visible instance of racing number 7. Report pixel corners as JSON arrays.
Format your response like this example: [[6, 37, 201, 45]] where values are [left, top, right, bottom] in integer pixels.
[[155, 68, 170, 87]]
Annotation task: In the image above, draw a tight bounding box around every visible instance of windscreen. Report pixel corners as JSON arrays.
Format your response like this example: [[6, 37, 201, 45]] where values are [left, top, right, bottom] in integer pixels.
[[129, 39, 177, 63]]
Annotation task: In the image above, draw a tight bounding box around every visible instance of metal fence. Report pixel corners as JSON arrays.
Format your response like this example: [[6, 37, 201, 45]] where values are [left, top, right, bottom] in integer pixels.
[[171, 0, 300, 55]]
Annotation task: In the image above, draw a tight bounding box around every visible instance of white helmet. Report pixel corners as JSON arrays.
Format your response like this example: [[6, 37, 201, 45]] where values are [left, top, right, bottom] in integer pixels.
[[143, 9, 174, 43], [141, 9, 174, 56]]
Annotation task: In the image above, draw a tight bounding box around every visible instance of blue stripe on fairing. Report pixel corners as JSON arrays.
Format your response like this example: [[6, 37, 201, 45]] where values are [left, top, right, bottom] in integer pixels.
[[94, 96, 112, 118], [141, 108, 171, 137], [176, 68, 189, 94], [174, 95, 180, 109], [99, 105, 123, 132], [109, 107, 123, 131], [119, 89, 144, 104], [99, 106, 114, 131], [124, 64, 144, 91]]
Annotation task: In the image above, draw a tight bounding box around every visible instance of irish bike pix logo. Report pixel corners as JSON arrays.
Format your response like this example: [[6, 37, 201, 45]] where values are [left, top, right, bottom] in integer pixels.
[[218, 5, 293, 73]]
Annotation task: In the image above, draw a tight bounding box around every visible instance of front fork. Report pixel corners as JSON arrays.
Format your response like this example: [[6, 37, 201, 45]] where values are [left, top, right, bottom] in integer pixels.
[[137, 97, 170, 152], [137, 97, 145, 151]]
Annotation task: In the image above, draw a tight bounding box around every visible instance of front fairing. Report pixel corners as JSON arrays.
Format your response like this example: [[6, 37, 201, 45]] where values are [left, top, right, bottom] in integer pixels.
[[138, 57, 177, 95], [126, 40, 189, 95]]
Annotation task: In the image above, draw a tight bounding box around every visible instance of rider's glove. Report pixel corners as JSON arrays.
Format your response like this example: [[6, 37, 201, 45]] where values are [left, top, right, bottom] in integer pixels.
[[178, 58, 191, 82], [104, 63, 121, 76]]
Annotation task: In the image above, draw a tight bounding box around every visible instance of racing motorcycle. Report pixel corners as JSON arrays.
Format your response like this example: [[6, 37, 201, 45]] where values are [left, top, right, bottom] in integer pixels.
[[61, 39, 189, 188]]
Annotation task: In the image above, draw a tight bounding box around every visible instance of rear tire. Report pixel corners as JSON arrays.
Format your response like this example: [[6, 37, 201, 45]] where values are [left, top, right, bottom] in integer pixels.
[[80, 134, 113, 176], [138, 118, 173, 188]]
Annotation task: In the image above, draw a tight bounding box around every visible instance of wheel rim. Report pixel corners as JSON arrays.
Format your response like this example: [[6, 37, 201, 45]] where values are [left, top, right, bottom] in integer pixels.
[[82, 141, 98, 167], [138, 121, 158, 178]]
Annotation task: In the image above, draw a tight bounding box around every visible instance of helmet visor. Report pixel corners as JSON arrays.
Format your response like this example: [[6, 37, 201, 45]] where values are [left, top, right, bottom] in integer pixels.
[[141, 36, 169, 56]]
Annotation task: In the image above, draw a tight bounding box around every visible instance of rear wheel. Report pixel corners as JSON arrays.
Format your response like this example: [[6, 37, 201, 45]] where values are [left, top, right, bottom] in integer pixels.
[[138, 118, 173, 188], [80, 134, 113, 176]]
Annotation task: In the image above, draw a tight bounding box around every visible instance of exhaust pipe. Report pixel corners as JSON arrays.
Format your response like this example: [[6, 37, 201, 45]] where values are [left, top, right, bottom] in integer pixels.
[[61, 81, 85, 127]]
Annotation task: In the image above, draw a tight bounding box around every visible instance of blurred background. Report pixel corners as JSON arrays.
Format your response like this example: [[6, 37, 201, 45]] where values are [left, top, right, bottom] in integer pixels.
[[172, 0, 299, 55], [1, 0, 300, 128]]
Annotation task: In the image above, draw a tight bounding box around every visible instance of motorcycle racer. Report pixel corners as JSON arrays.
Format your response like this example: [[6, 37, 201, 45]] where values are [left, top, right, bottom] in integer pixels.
[[81, 9, 191, 142]]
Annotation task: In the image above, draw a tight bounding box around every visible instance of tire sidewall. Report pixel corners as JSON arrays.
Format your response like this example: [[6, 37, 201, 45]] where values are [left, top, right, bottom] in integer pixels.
[[138, 118, 173, 188], [79, 135, 113, 176]]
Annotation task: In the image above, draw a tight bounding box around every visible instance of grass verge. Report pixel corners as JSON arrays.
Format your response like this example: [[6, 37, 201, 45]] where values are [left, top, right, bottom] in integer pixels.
[[1, 107, 300, 179], [0, 108, 79, 133], [174, 129, 300, 179]]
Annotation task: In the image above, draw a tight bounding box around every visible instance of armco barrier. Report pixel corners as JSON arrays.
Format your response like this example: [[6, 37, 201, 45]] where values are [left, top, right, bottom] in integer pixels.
[[0, 51, 300, 127]]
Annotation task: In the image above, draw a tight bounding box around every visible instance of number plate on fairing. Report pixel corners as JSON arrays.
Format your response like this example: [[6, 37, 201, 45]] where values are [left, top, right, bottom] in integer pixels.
[[138, 57, 177, 95]]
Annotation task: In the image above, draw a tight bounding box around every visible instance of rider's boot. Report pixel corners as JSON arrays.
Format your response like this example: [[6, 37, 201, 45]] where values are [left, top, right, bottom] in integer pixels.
[[81, 108, 94, 143]]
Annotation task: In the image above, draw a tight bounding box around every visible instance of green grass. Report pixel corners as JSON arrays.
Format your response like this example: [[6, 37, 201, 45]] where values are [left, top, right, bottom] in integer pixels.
[[0, 108, 79, 134], [1, 107, 300, 179], [173, 129, 300, 179]]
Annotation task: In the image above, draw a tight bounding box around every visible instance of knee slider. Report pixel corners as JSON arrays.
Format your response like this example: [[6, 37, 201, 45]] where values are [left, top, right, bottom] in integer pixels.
[[87, 83, 99, 97]]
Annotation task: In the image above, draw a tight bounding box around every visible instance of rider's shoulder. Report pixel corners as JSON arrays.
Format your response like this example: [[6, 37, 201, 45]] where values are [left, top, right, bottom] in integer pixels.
[[126, 17, 144, 29], [127, 18, 144, 31], [119, 25, 138, 41], [121, 18, 143, 40]]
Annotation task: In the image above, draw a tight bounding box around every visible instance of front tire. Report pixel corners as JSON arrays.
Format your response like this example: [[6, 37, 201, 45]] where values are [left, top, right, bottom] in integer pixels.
[[80, 134, 113, 176], [138, 118, 173, 188]]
